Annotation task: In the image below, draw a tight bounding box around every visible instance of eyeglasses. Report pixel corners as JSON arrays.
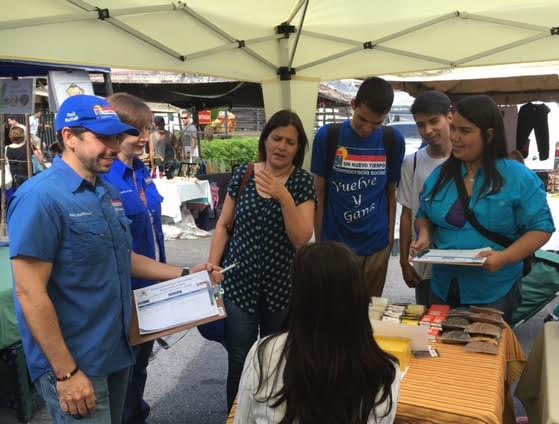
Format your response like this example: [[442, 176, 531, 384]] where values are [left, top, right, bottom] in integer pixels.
[[181, 117, 189, 120]]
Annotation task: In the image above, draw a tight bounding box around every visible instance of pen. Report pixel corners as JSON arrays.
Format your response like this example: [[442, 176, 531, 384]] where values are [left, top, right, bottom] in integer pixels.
[[219, 263, 237, 274]]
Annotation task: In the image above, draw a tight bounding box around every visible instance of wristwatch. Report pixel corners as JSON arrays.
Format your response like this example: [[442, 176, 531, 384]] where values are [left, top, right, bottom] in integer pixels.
[[181, 267, 190, 276]]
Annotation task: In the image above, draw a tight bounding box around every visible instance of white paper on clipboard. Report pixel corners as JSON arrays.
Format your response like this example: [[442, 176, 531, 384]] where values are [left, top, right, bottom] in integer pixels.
[[133, 270, 219, 334]]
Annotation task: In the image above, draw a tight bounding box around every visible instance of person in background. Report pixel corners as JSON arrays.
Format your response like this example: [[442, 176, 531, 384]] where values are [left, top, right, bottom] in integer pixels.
[[311, 77, 405, 298], [101, 93, 165, 424], [8, 94, 222, 424], [149, 116, 177, 171], [398, 91, 452, 306], [178, 110, 199, 161], [5, 126, 30, 190], [235, 242, 400, 424], [209, 109, 315, 409], [413, 95, 554, 323]]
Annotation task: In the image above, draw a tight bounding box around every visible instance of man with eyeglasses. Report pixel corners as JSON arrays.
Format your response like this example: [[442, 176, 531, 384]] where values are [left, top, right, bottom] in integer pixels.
[[178, 110, 199, 161], [7, 95, 222, 423]]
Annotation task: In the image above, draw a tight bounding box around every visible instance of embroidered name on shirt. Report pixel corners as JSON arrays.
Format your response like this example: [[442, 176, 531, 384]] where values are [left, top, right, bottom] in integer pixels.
[[69, 211, 93, 217]]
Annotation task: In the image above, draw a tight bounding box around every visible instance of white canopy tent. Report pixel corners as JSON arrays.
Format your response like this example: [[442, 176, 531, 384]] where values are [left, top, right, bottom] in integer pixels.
[[2, 0, 559, 143]]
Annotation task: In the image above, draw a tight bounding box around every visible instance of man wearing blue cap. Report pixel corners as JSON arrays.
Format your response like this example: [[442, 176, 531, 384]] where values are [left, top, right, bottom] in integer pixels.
[[7, 95, 222, 423]]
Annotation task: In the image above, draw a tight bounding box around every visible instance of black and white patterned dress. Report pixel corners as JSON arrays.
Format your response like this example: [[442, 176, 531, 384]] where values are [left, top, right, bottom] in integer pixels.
[[222, 163, 315, 314]]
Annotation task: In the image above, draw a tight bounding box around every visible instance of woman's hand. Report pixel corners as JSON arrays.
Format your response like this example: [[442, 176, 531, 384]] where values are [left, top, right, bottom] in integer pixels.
[[411, 231, 431, 256], [254, 169, 289, 201], [478, 250, 508, 273]]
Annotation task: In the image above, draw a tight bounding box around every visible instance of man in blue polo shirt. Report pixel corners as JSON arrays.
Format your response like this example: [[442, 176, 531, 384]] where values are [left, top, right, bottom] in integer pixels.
[[312, 77, 405, 297], [8, 95, 222, 423]]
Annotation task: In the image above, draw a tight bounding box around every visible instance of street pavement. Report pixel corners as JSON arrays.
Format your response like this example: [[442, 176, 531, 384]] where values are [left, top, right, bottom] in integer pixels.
[[2, 236, 556, 423]]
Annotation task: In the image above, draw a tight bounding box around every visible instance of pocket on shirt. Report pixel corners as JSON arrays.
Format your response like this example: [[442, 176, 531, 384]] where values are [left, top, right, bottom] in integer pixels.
[[68, 219, 112, 261], [483, 196, 515, 234]]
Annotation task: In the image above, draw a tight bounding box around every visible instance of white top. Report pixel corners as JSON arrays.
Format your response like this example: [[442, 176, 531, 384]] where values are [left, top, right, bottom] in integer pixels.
[[234, 333, 401, 424], [397, 147, 448, 279]]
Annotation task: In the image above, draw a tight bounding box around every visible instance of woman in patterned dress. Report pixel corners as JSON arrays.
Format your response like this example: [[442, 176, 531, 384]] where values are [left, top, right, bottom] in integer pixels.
[[209, 110, 316, 409]]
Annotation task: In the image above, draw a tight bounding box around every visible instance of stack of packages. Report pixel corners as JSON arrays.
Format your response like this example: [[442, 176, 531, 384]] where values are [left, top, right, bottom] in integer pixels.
[[420, 304, 451, 340], [440, 306, 506, 355], [401, 304, 427, 326], [369, 297, 389, 321], [382, 304, 406, 322]]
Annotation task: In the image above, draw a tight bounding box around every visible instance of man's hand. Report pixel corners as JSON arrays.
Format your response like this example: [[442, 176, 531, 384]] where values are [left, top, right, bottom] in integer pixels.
[[254, 169, 288, 201], [400, 261, 422, 288], [57, 371, 96, 417], [478, 250, 508, 273], [191, 262, 224, 284]]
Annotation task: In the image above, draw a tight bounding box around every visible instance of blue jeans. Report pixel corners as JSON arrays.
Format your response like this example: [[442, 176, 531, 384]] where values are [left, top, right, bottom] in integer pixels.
[[123, 341, 154, 424], [224, 298, 288, 410], [430, 279, 522, 324], [35, 367, 130, 423]]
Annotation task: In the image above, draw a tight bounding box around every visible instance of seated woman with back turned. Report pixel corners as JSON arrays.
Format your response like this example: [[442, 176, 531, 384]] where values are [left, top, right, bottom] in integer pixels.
[[234, 242, 401, 424]]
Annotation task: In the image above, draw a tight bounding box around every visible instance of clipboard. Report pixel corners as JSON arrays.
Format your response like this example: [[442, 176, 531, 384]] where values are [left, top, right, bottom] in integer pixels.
[[129, 284, 227, 346]]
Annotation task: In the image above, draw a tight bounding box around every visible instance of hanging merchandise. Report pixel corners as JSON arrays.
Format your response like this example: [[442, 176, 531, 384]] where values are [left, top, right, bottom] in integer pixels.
[[516, 102, 550, 161]]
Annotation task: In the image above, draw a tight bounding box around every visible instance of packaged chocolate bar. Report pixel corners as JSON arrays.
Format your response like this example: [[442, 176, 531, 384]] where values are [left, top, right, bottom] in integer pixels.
[[469, 306, 504, 316], [442, 316, 470, 330], [464, 340, 498, 355], [469, 313, 507, 328], [464, 322, 502, 338], [440, 330, 472, 344]]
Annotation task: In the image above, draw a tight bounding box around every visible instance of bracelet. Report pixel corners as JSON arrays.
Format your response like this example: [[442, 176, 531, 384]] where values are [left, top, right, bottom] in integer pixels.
[[56, 365, 80, 382], [181, 267, 190, 276]]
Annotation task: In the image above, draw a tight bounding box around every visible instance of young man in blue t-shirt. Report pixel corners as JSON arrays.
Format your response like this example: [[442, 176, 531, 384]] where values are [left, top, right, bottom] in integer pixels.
[[311, 77, 405, 297]]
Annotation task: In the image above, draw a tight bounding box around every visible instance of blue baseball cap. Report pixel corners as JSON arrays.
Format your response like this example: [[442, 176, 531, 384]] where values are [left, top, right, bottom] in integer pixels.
[[55, 95, 139, 136]]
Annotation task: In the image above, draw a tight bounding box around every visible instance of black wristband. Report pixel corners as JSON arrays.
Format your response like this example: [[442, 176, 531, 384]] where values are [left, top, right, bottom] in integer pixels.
[[56, 365, 79, 382], [181, 267, 190, 276]]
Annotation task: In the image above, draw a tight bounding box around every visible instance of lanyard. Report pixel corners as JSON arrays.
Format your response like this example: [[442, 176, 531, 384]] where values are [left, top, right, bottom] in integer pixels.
[[132, 169, 148, 208]]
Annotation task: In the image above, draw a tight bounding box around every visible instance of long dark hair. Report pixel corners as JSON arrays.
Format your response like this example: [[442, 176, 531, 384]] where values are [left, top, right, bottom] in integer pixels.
[[258, 109, 308, 168], [255, 242, 397, 423], [429, 95, 507, 200]]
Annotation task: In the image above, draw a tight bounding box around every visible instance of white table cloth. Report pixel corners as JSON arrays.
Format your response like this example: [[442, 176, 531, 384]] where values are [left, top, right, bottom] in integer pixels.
[[154, 177, 212, 223]]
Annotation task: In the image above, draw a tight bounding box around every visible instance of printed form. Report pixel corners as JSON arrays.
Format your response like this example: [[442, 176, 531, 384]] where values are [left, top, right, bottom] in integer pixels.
[[134, 270, 219, 334]]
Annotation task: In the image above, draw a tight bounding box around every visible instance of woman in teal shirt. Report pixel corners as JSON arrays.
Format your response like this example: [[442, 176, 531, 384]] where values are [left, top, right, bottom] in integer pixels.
[[414, 95, 554, 322]]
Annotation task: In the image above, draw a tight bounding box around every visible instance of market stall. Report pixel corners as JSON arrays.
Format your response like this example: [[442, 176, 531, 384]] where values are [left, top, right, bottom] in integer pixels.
[[153, 177, 213, 223]]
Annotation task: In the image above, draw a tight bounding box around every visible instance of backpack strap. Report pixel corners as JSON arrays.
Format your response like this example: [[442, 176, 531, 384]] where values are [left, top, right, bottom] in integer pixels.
[[382, 125, 399, 180], [324, 123, 343, 208]]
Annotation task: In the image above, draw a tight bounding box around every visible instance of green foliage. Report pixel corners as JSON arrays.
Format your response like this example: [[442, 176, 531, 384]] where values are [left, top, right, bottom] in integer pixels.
[[200, 137, 259, 172]]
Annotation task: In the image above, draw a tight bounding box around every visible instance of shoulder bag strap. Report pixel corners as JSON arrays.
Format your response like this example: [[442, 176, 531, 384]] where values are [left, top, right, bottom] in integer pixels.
[[227, 163, 254, 235], [455, 171, 513, 248]]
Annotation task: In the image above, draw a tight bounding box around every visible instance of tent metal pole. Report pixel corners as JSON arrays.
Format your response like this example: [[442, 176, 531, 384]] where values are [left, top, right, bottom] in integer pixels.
[[371, 12, 457, 45], [106, 18, 186, 61], [177, 2, 277, 71], [0, 14, 93, 30], [186, 35, 281, 60], [454, 33, 549, 66], [296, 47, 362, 72], [285, 0, 306, 25], [288, 0, 309, 69], [375, 46, 451, 66], [459, 12, 550, 33], [104, 73, 114, 97], [303, 12, 456, 47]]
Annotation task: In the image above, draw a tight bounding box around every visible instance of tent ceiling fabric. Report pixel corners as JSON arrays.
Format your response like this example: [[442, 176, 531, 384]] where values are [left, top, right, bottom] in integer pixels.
[[1, 0, 558, 82]]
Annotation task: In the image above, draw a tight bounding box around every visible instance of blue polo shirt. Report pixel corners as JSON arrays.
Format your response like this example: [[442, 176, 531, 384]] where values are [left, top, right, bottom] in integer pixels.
[[102, 158, 166, 289], [311, 121, 405, 256], [8, 157, 135, 382], [417, 159, 555, 304]]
